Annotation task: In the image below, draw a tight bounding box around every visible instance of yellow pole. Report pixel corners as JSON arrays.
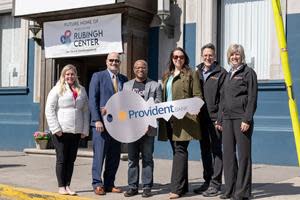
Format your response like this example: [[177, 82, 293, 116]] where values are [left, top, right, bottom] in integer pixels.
[[272, 0, 300, 166]]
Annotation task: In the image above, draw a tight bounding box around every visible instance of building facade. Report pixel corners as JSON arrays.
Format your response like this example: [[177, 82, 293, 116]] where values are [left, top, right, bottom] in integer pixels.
[[0, 0, 299, 165], [0, 0, 39, 150], [154, 0, 300, 166]]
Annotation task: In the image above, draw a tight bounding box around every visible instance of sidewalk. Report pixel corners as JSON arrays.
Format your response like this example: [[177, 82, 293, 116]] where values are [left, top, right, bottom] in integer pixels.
[[0, 150, 299, 200]]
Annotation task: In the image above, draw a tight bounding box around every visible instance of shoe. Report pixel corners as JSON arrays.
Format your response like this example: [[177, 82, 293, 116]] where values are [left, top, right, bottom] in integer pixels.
[[202, 187, 221, 197], [94, 186, 106, 195], [65, 186, 77, 195], [169, 192, 180, 199], [58, 187, 68, 195], [106, 186, 122, 193], [220, 193, 231, 199], [193, 182, 209, 194], [124, 188, 138, 197], [66, 186, 77, 196], [142, 188, 152, 198]]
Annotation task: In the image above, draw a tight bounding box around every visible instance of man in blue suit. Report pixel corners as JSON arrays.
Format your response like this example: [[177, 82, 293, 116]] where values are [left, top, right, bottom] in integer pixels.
[[89, 52, 128, 195]]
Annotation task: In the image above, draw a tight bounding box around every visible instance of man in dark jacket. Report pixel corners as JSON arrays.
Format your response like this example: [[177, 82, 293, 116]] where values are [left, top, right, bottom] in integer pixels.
[[194, 43, 227, 197]]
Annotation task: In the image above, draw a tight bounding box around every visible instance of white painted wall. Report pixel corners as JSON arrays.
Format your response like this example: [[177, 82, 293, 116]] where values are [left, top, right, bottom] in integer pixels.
[[185, 0, 197, 23], [195, 0, 218, 65], [287, 0, 300, 14], [0, 0, 12, 13]]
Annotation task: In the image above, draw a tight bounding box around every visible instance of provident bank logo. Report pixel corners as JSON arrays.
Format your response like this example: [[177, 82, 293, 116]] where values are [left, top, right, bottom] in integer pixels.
[[103, 91, 204, 143], [107, 105, 175, 122], [60, 30, 72, 44]]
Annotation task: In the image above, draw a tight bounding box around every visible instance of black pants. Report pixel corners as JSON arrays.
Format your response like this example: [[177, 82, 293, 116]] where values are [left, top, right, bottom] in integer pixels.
[[200, 119, 223, 189], [222, 119, 252, 199], [52, 133, 81, 187], [170, 140, 190, 195], [167, 122, 190, 195]]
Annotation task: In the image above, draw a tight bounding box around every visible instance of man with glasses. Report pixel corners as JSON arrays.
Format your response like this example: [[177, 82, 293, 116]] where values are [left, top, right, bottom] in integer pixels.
[[194, 43, 226, 197], [123, 60, 162, 198], [89, 52, 128, 196]]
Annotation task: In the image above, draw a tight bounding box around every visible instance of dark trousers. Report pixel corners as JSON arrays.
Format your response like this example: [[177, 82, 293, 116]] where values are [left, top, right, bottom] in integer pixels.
[[200, 119, 223, 189], [92, 128, 121, 189], [52, 133, 80, 187], [128, 135, 154, 189], [170, 140, 190, 195], [166, 122, 189, 195], [222, 119, 252, 199]]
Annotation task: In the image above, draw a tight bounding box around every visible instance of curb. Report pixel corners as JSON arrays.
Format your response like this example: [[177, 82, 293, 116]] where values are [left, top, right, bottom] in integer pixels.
[[0, 184, 92, 200]]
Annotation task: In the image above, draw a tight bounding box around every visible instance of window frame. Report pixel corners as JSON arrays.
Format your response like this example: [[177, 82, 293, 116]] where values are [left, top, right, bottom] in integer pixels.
[[0, 13, 29, 90], [218, 0, 285, 84]]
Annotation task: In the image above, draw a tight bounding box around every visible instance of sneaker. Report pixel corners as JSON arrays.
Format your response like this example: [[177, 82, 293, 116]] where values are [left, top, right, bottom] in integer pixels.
[[58, 187, 68, 195], [193, 182, 209, 194], [202, 187, 221, 197], [142, 188, 152, 198], [65, 186, 77, 195], [124, 188, 138, 197], [169, 192, 180, 199]]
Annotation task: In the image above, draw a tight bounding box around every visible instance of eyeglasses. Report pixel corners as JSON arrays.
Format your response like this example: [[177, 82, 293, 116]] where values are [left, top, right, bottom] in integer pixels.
[[173, 55, 185, 60], [108, 59, 120, 63]]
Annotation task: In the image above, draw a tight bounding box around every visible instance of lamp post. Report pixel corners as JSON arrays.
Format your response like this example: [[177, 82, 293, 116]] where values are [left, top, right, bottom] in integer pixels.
[[29, 21, 42, 45], [157, 0, 174, 38]]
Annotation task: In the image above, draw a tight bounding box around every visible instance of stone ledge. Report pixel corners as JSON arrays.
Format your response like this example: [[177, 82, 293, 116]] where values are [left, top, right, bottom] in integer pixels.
[[23, 148, 128, 160], [0, 87, 29, 94], [23, 148, 93, 157]]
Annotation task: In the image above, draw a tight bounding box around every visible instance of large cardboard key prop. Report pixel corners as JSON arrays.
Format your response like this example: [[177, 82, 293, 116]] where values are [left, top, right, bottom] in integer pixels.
[[103, 90, 204, 143]]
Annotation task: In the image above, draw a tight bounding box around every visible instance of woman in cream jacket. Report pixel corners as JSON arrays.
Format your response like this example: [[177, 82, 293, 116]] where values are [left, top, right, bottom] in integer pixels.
[[45, 64, 89, 195]]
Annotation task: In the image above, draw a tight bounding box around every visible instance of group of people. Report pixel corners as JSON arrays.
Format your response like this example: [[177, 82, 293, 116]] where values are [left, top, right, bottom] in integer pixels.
[[45, 43, 258, 200]]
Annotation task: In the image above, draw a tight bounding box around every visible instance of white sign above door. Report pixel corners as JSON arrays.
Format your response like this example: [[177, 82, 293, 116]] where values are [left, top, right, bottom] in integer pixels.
[[43, 14, 123, 58], [14, 0, 116, 16]]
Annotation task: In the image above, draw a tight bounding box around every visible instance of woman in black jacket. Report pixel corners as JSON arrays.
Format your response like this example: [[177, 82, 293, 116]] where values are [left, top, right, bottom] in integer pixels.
[[217, 44, 258, 200]]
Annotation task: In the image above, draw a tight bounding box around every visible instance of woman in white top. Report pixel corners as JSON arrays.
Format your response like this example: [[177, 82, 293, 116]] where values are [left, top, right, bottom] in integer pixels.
[[45, 64, 89, 195]]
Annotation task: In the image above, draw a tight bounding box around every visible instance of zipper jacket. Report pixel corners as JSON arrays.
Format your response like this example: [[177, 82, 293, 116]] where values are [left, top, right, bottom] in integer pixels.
[[45, 84, 90, 135], [196, 63, 227, 122], [220, 64, 258, 124]]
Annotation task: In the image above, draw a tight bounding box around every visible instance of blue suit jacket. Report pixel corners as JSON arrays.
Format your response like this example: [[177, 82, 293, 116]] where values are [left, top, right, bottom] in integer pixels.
[[89, 69, 128, 126]]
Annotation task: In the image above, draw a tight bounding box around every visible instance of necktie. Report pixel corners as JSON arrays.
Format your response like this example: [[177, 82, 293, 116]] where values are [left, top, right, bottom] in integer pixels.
[[112, 75, 118, 93]]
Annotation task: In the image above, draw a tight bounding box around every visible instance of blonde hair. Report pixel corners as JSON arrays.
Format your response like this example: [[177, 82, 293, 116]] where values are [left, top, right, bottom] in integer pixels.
[[227, 44, 246, 64], [57, 64, 81, 95]]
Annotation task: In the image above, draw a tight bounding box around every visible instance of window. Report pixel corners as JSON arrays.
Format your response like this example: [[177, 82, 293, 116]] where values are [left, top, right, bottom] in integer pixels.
[[0, 14, 28, 87], [220, 0, 283, 80]]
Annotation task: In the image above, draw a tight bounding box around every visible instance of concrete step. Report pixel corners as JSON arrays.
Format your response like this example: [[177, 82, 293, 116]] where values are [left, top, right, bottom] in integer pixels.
[[23, 148, 129, 160]]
